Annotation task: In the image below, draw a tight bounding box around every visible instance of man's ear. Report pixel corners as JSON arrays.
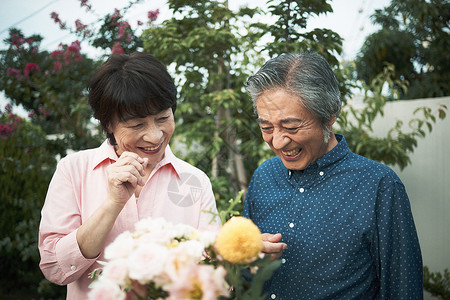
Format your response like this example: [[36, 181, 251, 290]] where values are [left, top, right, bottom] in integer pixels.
[[327, 116, 337, 127]]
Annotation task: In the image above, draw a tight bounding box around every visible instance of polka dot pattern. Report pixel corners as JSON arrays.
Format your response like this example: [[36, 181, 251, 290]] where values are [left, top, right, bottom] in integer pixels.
[[243, 134, 423, 299]]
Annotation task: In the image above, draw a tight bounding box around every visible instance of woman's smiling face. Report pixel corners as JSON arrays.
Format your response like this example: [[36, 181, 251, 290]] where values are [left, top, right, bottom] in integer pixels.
[[110, 108, 175, 171], [256, 89, 335, 170]]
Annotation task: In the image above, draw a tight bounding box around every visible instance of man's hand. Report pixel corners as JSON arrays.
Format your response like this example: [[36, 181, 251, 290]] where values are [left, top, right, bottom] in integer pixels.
[[262, 233, 287, 260]]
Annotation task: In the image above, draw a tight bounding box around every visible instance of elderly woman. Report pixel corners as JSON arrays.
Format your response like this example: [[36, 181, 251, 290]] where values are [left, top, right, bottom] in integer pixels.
[[38, 52, 220, 299], [243, 52, 423, 299]]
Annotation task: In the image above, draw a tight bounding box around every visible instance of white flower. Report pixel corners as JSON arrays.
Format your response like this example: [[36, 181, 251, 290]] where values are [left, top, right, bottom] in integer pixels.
[[177, 240, 205, 260], [92, 217, 237, 299], [128, 242, 169, 284], [134, 217, 168, 235], [172, 223, 196, 240], [104, 231, 134, 260], [161, 242, 204, 287], [135, 230, 172, 247], [101, 258, 128, 286], [88, 278, 126, 300], [198, 230, 217, 248], [167, 264, 229, 300]]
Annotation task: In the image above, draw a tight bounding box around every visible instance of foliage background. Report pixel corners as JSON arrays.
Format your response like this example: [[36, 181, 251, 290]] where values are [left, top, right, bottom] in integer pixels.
[[0, 0, 447, 298]]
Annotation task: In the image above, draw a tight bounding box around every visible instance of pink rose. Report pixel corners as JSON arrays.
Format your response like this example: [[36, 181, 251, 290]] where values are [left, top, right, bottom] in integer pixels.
[[88, 278, 125, 300], [102, 258, 128, 285]]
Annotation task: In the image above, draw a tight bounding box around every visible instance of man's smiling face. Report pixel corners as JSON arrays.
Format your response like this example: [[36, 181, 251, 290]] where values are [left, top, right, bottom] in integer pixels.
[[256, 89, 335, 170]]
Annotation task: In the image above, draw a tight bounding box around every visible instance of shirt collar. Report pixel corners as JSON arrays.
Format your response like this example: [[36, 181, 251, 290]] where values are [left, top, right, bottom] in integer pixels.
[[155, 145, 182, 177], [92, 140, 119, 170], [315, 133, 349, 169], [92, 140, 181, 178]]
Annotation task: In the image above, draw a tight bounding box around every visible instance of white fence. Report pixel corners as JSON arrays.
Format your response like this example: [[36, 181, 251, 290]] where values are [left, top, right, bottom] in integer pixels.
[[368, 96, 450, 299]]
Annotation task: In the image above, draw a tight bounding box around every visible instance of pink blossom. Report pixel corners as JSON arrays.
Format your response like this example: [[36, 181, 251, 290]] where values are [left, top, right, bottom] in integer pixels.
[[67, 41, 81, 53], [101, 259, 128, 285], [111, 41, 124, 54], [53, 61, 63, 71], [0, 124, 14, 140], [50, 50, 64, 56], [12, 35, 26, 47], [110, 8, 122, 23], [24, 63, 40, 76], [167, 264, 229, 300], [127, 243, 169, 283], [7, 68, 20, 76], [50, 12, 60, 22], [79, 0, 92, 11], [148, 9, 159, 22], [104, 231, 135, 260], [117, 21, 132, 42], [50, 12, 66, 29], [136, 230, 171, 246], [38, 106, 50, 117], [88, 278, 125, 300], [118, 23, 128, 40], [75, 19, 87, 33], [160, 248, 199, 289], [0, 108, 23, 139], [49, 41, 82, 72]]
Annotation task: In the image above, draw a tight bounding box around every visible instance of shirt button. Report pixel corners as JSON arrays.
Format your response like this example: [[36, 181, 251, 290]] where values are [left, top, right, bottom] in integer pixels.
[[319, 171, 324, 176], [271, 294, 276, 299], [70, 265, 76, 271], [289, 222, 294, 228], [299, 188, 304, 193], [281, 258, 286, 264]]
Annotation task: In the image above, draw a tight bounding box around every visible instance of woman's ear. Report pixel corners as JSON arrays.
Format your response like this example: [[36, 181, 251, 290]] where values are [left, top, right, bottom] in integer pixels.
[[106, 123, 114, 135]]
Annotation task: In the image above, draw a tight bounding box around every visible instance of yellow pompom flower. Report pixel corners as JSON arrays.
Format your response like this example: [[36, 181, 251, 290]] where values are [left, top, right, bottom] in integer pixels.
[[215, 216, 263, 264]]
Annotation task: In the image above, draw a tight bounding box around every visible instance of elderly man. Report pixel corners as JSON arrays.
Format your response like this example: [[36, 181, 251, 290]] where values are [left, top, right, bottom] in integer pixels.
[[243, 52, 423, 299]]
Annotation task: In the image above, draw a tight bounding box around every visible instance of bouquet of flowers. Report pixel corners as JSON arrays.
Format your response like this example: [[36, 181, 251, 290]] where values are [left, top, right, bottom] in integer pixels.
[[88, 215, 281, 300]]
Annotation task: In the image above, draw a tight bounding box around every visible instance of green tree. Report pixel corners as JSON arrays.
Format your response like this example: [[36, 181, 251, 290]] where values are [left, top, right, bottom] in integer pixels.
[[355, 0, 450, 99], [424, 267, 450, 300], [0, 105, 64, 298], [254, 0, 354, 100], [0, 28, 102, 155], [337, 63, 447, 170], [0, 2, 154, 297], [141, 0, 351, 210], [142, 0, 267, 206]]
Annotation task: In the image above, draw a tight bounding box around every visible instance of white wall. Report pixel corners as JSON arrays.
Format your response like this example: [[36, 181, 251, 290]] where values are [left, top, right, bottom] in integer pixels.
[[369, 96, 450, 299]]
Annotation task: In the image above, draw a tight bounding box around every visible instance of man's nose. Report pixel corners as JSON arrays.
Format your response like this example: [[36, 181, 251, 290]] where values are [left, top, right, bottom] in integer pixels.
[[271, 128, 290, 149]]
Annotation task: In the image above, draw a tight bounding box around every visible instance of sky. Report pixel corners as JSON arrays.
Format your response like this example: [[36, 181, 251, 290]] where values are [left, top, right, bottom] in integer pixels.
[[0, 0, 391, 114]]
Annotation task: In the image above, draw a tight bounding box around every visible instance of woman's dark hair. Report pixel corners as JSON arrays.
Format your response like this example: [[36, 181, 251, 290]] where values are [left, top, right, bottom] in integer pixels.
[[88, 52, 177, 144]]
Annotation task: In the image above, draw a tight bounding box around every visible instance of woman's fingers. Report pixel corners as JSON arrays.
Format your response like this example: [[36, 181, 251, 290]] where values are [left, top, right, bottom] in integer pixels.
[[106, 152, 148, 203], [114, 152, 147, 176]]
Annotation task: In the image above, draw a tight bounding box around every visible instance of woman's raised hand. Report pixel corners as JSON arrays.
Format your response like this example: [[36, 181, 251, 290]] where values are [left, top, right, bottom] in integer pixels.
[[107, 151, 148, 206]]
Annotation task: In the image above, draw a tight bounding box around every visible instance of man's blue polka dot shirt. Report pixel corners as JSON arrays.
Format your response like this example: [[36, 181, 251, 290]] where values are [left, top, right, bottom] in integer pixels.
[[243, 134, 423, 300]]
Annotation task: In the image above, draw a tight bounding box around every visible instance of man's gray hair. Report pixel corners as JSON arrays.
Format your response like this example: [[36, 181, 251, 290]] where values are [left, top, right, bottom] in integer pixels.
[[245, 52, 342, 142]]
